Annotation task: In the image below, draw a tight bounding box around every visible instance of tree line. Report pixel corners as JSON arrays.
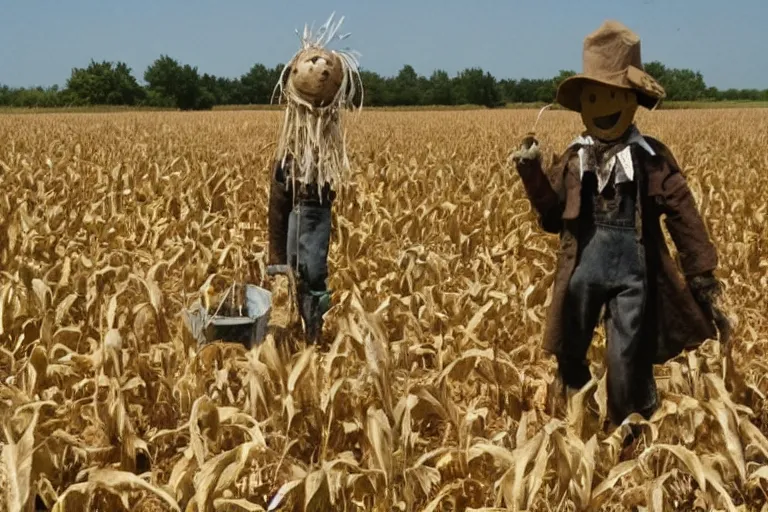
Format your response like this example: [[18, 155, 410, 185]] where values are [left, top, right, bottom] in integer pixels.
[[1, 55, 766, 110]]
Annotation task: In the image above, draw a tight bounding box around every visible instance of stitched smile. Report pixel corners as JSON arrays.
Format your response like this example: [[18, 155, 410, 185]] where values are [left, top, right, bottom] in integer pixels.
[[594, 111, 622, 130]]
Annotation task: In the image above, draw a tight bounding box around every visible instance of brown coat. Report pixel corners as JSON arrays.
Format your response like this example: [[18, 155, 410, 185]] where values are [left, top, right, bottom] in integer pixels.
[[517, 135, 719, 364]]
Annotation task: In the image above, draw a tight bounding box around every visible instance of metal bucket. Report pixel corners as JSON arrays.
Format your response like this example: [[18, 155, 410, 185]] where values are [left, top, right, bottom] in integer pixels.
[[183, 284, 272, 349]]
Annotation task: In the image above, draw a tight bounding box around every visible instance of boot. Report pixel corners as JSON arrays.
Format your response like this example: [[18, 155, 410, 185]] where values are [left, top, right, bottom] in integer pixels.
[[299, 290, 331, 344]]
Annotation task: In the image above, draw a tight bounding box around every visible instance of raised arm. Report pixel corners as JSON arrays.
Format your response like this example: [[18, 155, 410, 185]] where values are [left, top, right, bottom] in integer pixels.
[[509, 135, 566, 234]]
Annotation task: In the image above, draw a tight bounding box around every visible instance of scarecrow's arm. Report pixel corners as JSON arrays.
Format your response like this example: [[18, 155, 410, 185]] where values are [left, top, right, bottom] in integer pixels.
[[510, 138, 566, 234], [268, 159, 293, 265], [518, 159, 563, 233], [653, 146, 718, 277], [661, 172, 718, 276]]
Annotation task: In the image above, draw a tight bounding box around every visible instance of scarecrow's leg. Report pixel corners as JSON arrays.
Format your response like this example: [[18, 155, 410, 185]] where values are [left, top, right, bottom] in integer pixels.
[[288, 202, 332, 343], [560, 231, 608, 391], [603, 233, 656, 426]]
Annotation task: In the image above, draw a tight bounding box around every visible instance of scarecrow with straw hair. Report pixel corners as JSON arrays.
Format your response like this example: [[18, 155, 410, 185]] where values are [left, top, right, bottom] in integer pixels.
[[509, 20, 730, 428], [267, 13, 363, 344]]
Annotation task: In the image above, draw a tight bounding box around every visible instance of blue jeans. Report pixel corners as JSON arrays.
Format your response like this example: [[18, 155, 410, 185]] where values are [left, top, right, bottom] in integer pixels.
[[286, 203, 332, 342], [558, 223, 657, 425]]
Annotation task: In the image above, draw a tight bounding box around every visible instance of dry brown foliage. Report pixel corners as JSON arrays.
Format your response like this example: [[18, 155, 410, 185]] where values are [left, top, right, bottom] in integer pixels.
[[0, 108, 767, 512]]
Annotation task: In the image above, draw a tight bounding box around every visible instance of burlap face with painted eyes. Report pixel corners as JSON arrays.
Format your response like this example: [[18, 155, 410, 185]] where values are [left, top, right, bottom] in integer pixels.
[[288, 48, 344, 107], [579, 82, 638, 141]]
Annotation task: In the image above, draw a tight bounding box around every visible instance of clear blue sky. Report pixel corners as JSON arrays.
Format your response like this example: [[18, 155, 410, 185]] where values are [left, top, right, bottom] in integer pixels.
[[1, 0, 766, 90]]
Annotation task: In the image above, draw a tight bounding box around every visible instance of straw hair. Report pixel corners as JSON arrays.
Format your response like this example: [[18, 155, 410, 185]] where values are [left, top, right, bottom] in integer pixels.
[[272, 13, 363, 199]]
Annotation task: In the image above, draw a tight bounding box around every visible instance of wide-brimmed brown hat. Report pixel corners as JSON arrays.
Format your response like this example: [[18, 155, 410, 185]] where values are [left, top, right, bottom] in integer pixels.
[[556, 20, 666, 112]]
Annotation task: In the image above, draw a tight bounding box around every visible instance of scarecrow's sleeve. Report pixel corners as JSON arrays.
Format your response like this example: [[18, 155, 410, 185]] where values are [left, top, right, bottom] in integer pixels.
[[515, 151, 568, 234], [268, 159, 293, 265], [649, 139, 719, 277]]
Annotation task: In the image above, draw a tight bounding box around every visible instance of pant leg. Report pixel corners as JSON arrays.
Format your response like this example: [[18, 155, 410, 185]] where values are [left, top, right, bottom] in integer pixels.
[[286, 203, 332, 342], [286, 208, 298, 271], [559, 228, 609, 390], [603, 227, 656, 425], [294, 204, 332, 291]]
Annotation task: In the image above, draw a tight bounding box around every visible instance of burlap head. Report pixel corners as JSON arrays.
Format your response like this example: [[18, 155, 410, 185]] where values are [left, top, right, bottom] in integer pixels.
[[286, 48, 345, 107]]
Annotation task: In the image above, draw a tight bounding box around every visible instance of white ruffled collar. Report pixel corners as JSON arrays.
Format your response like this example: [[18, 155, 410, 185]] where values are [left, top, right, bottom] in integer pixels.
[[567, 125, 656, 193]]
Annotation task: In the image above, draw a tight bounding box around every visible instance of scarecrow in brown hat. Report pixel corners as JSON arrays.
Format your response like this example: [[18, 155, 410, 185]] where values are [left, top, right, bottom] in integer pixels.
[[509, 20, 729, 426], [267, 13, 363, 344]]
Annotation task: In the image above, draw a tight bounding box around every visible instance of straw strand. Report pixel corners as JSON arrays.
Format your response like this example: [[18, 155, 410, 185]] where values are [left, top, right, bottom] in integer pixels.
[[273, 13, 363, 202]]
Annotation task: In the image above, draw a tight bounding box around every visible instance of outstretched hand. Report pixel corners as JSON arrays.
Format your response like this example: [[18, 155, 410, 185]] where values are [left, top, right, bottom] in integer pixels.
[[508, 132, 541, 166], [689, 272, 732, 346]]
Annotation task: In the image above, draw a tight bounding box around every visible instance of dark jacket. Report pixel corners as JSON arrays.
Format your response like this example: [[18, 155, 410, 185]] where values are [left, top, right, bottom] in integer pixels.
[[516, 134, 719, 363], [267, 156, 335, 264]]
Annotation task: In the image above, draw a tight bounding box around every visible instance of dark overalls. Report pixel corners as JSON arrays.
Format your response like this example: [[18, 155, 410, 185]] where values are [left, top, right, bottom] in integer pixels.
[[273, 159, 334, 343], [557, 144, 658, 425]]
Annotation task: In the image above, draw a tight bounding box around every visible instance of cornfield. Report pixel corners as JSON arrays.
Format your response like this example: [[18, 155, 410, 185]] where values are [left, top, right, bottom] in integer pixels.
[[1, 108, 767, 512]]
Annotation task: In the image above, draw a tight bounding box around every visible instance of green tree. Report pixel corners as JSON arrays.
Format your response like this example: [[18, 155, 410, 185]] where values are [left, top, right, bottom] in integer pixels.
[[144, 55, 212, 110], [199, 75, 246, 105], [240, 64, 284, 104], [453, 68, 502, 108], [425, 70, 454, 105], [0, 85, 63, 107], [643, 61, 706, 101], [144, 55, 182, 107], [520, 78, 540, 103], [392, 65, 421, 106], [534, 70, 576, 103], [498, 78, 519, 102], [5, 55, 768, 109], [666, 68, 707, 101], [175, 63, 208, 110], [64, 60, 145, 105], [357, 70, 389, 106]]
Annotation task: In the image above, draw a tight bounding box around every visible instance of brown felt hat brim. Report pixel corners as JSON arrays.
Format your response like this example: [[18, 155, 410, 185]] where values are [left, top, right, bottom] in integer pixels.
[[556, 65, 665, 112]]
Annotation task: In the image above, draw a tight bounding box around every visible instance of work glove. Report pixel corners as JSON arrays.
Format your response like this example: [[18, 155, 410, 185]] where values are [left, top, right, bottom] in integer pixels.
[[688, 271, 731, 345], [689, 271, 721, 311], [508, 133, 541, 167]]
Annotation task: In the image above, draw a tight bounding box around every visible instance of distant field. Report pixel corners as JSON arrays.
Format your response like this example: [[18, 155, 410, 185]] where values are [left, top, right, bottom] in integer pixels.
[[1, 108, 767, 511]]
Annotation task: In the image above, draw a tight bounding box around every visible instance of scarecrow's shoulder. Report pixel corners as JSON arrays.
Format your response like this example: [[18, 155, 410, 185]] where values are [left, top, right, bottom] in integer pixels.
[[545, 144, 579, 183], [640, 135, 671, 155], [271, 155, 297, 187], [551, 143, 580, 169], [274, 153, 294, 168], [639, 135, 683, 174]]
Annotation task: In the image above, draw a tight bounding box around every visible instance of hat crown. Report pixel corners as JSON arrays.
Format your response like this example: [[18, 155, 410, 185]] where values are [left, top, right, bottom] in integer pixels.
[[582, 20, 643, 81]]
